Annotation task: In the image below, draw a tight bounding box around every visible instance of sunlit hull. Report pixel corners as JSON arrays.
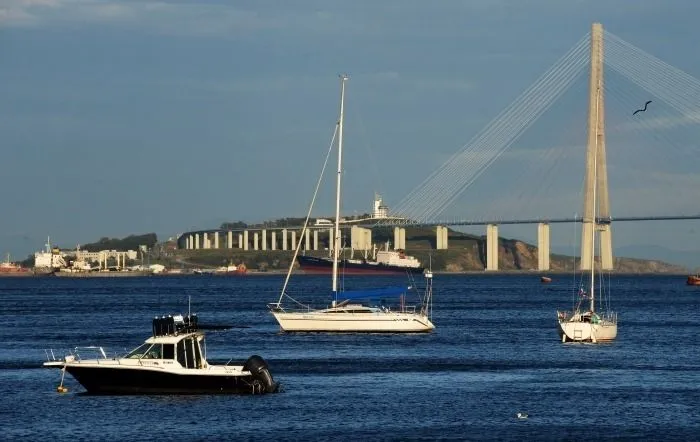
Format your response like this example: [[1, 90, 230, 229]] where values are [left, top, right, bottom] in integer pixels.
[[271, 311, 434, 333], [557, 313, 617, 343]]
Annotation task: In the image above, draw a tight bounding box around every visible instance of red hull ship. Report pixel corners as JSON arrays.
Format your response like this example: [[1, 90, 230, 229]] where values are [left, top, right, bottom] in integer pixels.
[[0, 256, 31, 276]]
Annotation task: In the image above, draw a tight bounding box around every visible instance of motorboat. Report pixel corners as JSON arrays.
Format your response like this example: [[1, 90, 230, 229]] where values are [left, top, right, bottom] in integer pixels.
[[44, 313, 279, 394]]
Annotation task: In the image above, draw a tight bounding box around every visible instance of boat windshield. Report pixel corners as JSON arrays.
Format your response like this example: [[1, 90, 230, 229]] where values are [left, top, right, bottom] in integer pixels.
[[126, 343, 153, 359]]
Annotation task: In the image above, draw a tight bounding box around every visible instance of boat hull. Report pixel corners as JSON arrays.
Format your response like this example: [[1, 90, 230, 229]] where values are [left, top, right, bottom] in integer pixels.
[[297, 256, 424, 275], [60, 365, 273, 395], [687, 275, 700, 285], [557, 319, 617, 343], [271, 311, 434, 333]]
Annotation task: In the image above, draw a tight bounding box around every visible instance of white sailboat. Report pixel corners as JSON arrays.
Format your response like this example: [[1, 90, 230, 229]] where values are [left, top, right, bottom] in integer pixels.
[[557, 85, 617, 343], [268, 75, 435, 333]]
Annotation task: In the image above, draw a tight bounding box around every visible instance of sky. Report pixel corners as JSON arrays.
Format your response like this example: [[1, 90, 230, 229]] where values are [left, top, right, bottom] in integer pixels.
[[2, 0, 700, 262]]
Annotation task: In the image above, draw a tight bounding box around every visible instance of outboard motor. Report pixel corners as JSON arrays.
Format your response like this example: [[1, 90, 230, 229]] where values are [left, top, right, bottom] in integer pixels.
[[242, 355, 279, 394]]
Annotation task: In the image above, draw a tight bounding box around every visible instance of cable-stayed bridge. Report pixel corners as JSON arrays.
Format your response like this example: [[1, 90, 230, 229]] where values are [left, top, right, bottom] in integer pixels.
[[373, 22, 700, 270], [180, 23, 700, 271]]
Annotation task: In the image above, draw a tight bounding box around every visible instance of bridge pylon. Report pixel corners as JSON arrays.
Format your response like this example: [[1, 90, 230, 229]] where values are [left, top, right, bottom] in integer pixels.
[[581, 23, 613, 271]]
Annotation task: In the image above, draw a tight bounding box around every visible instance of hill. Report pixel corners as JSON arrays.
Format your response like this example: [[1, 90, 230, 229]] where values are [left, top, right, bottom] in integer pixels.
[[166, 227, 687, 273], [80, 233, 158, 252]]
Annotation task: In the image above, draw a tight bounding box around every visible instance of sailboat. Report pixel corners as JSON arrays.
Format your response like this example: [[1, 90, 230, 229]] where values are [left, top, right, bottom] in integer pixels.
[[556, 81, 617, 343], [267, 75, 435, 333]]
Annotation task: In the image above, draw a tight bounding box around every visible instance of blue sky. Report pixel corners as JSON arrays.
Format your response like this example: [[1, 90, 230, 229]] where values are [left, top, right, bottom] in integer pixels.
[[2, 0, 700, 261]]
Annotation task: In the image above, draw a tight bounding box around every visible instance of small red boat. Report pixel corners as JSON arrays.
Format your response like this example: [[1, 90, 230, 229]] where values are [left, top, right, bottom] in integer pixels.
[[540, 276, 552, 283], [0, 254, 31, 274], [686, 275, 700, 286]]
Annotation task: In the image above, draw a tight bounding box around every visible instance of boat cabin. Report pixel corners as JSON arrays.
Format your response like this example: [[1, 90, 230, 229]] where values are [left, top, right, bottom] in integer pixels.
[[124, 314, 207, 369]]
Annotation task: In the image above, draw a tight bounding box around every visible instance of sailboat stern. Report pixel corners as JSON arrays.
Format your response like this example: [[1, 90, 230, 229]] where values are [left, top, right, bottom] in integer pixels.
[[558, 311, 618, 343]]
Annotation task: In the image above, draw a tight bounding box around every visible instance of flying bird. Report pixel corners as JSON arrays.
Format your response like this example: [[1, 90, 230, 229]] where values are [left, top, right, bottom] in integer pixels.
[[632, 100, 652, 115]]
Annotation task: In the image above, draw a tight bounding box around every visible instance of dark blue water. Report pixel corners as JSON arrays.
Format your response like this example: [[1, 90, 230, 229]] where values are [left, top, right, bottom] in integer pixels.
[[1, 274, 698, 441]]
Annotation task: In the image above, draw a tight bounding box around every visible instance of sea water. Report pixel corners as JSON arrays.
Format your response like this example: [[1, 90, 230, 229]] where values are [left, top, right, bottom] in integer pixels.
[[0, 274, 698, 441]]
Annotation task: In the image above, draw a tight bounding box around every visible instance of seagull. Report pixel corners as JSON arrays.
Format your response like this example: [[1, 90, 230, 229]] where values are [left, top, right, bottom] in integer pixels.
[[632, 100, 652, 115], [516, 412, 529, 419]]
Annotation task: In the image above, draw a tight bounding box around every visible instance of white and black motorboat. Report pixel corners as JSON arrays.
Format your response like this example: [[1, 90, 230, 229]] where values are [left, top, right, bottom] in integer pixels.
[[44, 314, 279, 394]]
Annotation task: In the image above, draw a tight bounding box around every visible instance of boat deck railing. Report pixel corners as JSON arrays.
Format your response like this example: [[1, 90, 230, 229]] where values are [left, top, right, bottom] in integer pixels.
[[45, 346, 108, 363]]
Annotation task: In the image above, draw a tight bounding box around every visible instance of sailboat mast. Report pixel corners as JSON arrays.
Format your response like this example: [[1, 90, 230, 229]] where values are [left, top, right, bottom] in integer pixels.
[[590, 86, 600, 313], [332, 74, 348, 296]]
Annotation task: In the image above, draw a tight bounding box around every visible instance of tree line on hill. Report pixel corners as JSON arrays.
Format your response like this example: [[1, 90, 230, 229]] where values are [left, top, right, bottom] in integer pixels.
[[220, 214, 373, 230], [79, 233, 158, 252]]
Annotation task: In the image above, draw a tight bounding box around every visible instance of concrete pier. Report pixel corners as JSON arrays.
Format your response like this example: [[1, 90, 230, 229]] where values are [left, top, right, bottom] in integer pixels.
[[436, 226, 448, 250], [486, 224, 498, 271], [537, 222, 550, 271]]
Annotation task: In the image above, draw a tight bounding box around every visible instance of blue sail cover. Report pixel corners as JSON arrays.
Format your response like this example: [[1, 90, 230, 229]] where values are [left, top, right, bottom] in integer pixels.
[[334, 286, 411, 301]]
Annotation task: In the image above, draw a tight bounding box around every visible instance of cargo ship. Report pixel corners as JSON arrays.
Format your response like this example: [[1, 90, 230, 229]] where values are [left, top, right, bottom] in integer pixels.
[[297, 249, 424, 275], [33, 238, 67, 276]]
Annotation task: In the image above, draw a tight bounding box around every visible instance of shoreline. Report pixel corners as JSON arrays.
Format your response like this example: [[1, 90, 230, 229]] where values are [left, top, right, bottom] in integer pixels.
[[0, 270, 692, 278]]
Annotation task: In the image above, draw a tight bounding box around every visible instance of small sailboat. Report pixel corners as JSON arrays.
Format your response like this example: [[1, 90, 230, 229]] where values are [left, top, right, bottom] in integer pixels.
[[556, 84, 617, 344], [267, 75, 434, 333]]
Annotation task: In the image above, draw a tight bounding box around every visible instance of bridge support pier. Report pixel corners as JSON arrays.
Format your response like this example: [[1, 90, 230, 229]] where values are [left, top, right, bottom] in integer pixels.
[[393, 227, 406, 250], [537, 223, 550, 271], [282, 229, 288, 250], [271, 231, 277, 250], [243, 231, 249, 251], [313, 230, 319, 250], [436, 226, 448, 250], [227, 231, 233, 249], [599, 224, 613, 269], [305, 229, 311, 251], [253, 232, 259, 250], [214, 232, 219, 249], [486, 224, 498, 271], [351, 226, 372, 252]]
